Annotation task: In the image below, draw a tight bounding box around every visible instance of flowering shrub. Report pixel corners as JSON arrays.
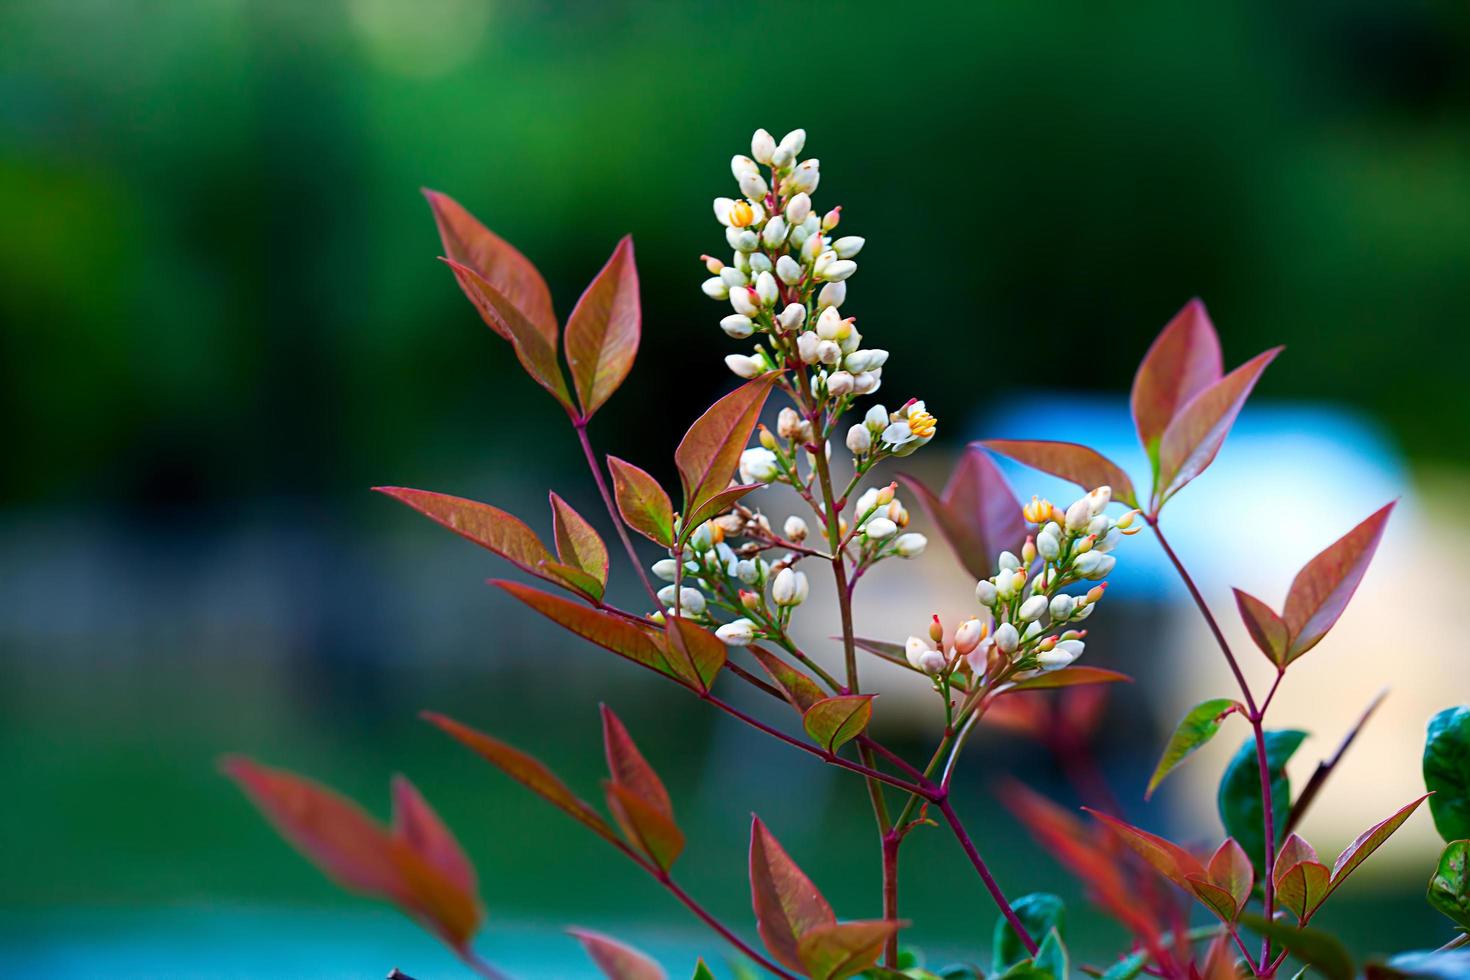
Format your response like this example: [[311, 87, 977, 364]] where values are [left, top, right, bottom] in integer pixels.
[[225, 129, 1470, 979]]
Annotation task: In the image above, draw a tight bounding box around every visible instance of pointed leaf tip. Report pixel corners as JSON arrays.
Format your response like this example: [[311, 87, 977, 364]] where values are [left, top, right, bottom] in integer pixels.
[[1281, 501, 1395, 662], [749, 815, 835, 973], [569, 928, 668, 980], [977, 439, 1138, 509], [802, 695, 874, 752], [565, 235, 641, 419], [899, 447, 1024, 581], [1131, 298, 1222, 462], [1145, 697, 1241, 799], [608, 456, 676, 547], [674, 374, 779, 536]]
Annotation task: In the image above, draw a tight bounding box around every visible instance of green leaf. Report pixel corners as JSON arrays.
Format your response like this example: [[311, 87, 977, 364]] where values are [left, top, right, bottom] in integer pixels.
[[992, 893, 1064, 973], [1219, 729, 1308, 873], [1425, 706, 1470, 842], [608, 456, 676, 547], [1099, 949, 1149, 980], [796, 920, 903, 980], [1032, 929, 1068, 979], [549, 492, 609, 596], [802, 696, 875, 752], [1239, 914, 1354, 980], [691, 960, 716, 980], [662, 616, 727, 693], [1146, 697, 1241, 799], [564, 235, 640, 420], [1428, 839, 1470, 929]]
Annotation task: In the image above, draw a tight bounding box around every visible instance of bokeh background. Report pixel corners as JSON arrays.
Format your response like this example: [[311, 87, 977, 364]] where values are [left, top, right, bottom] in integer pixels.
[[4, 0, 1470, 975]]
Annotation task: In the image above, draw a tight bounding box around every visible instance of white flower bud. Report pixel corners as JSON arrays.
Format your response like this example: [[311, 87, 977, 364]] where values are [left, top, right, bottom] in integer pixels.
[[1074, 602, 1095, 620], [1065, 497, 1092, 533], [783, 515, 809, 542], [725, 353, 764, 379], [1019, 595, 1049, 622], [720, 314, 754, 339], [785, 191, 811, 224], [658, 585, 706, 615], [895, 533, 927, 558], [833, 236, 865, 259], [738, 173, 769, 201], [771, 567, 809, 606], [1024, 620, 1043, 640], [1085, 553, 1115, 580], [998, 551, 1020, 572], [826, 370, 854, 397], [815, 340, 840, 365], [761, 216, 788, 249], [689, 522, 713, 551], [919, 649, 949, 674], [796, 331, 821, 364], [776, 254, 804, 285], [776, 407, 802, 439], [1087, 486, 1112, 516], [652, 558, 679, 581], [814, 306, 843, 340], [813, 249, 837, 277], [1094, 527, 1122, 553], [864, 517, 897, 540], [731, 155, 759, 180], [855, 487, 879, 514], [716, 618, 757, 646], [975, 579, 998, 606], [800, 233, 824, 263], [1087, 514, 1110, 538], [776, 302, 806, 332], [1037, 648, 1075, 671], [1049, 594, 1075, 619], [754, 271, 779, 307], [865, 404, 889, 431], [771, 145, 793, 168], [779, 129, 806, 157], [728, 227, 759, 252], [719, 266, 747, 287], [735, 559, 759, 584], [713, 197, 736, 226], [852, 372, 879, 395], [904, 635, 930, 669], [994, 622, 1020, 654], [749, 252, 772, 274], [846, 424, 872, 455], [817, 280, 846, 309], [751, 129, 776, 165], [954, 618, 985, 656], [729, 287, 759, 316], [1072, 551, 1103, 576], [1058, 638, 1085, 660], [701, 277, 729, 300], [788, 158, 820, 194], [1036, 529, 1061, 561], [739, 447, 780, 483]]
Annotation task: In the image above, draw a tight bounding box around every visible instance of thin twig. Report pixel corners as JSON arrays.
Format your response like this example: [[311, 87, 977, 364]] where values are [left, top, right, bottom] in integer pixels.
[[937, 797, 1039, 956], [573, 422, 662, 610], [1285, 687, 1389, 835]]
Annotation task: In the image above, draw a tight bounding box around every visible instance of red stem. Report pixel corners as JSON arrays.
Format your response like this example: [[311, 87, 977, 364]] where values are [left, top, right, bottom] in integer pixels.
[[655, 870, 798, 979], [881, 831, 901, 966], [937, 797, 1038, 955], [573, 421, 662, 609]]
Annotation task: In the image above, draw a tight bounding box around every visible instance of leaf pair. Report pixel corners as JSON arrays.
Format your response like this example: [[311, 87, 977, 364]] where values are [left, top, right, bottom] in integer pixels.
[[1270, 794, 1430, 924], [899, 446, 1025, 581], [984, 299, 1279, 516], [1233, 502, 1395, 667], [426, 190, 639, 422], [378, 486, 610, 601], [992, 893, 1064, 974], [749, 816, 902, 979], [1086, 810, 1255, 924], [427, 705, 684, 872], [221, 759, 482, 951]]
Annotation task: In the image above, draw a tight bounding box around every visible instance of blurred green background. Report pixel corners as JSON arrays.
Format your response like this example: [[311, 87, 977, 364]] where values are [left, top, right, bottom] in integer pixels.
[[3, 0, 1469, 975]]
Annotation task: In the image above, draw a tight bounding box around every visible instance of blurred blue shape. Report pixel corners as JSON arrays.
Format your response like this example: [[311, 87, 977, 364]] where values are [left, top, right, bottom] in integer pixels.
[[971, 393, 1409, 601]]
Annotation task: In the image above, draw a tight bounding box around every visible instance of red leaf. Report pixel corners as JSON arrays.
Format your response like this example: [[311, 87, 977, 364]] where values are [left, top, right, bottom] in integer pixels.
[[662, 616, 727, 693], [1327, 793, 1429, 895], [423, 189, 557, 343], [796, 920, 904, 980], [1275, 858, 1331, 924], [604, 781, 685, 871], [1085, 808, 1206, 891], [391, 776, 477, 900], [1000, 666, 1134, 693], [565, 236, 640, 420], [441, 256, 573, 411], [493, 580, 676, 680], [1154, 347, 1282, 506], [1233, 588, 1289, 666], [802, 695, 874, 752], [683, 481, 764, 533], [674, 375, 779, 535], [608, 456, 675, 547], [1130, 299, 1223, 461], [750, 815, 836, 972], [549, 492, 610, 596], [1207, 838, 1254, 914], [1281, 502, 1395, 662], [748, 647, 827, 715], [978, 440, 1139, 509], [600, 705, 673, 820], [422, 712, 619, 846], [898, 447, 1024, 581], [222, 757, 482, 947], [568, 928, 667, 980], [1185, 874, 1241, 923], [377, 487, 563, 588]]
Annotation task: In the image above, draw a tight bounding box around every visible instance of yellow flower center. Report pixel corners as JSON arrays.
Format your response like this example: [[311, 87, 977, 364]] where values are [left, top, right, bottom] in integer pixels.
[[728, 200, 756, 227], [908, 411, 937, 439]]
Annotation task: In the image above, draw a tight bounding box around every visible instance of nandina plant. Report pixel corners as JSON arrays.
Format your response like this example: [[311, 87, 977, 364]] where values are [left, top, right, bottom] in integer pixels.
[[225, 128, 1470, 979]]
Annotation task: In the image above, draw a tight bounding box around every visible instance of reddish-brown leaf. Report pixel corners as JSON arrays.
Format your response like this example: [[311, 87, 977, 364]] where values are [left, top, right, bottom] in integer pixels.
[[1085, 808, 1205, 890], [662, 616, 727, 692], [802, 695, 874, 753], [1001, 666, 1134, 693], [608, 456, 675, 547], [1274, 832, 1321, 877], [1281, 502, 1395, 662], [600, 705, 673, 819], [750, 815, 836, 972], [565, 236, 640, 420], [549, 492, 610, 595], [423, 189, 557, 342], [1327, 793, 1429, 895], [978, 439, 1139, 509], [683, 481, 765, 534], [569, 928, 667, 980], [1233, 588, 1289, 666], [748, 647, 827, 715], [1207, 838, 1254, 914], [440, 256, 573, 410], [796, 920, 904, 980], [422, 712, 619, 846], [898, 447, 1024, 581], [1185, 874, 1242, 923], [1275, 858, 1331, 923], [604, 781, 685, 871], [391, 775, 478, 900], [1154, 347, 1282, 506], [494, 580, 675, 679], [222, 757, 482, 947], [377, 487, 564, 588], [674, 375, 779, 533], [1130, 299, 1223, 460]]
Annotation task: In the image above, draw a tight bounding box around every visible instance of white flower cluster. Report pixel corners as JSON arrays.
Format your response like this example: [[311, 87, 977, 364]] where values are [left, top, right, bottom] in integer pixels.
[[905, 486, 1137, 680], [850, 482, 927, 560]]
